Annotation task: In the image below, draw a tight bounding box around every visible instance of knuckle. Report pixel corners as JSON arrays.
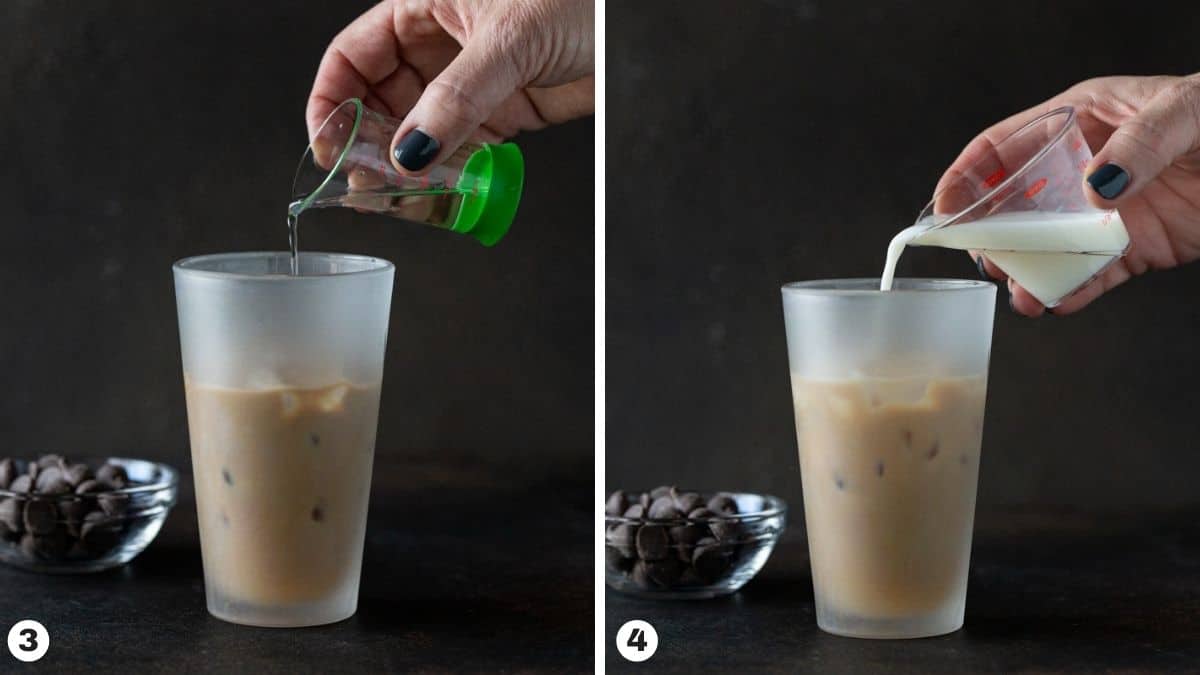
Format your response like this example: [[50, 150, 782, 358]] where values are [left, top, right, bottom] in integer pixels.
[[424, 79, 486, 125]]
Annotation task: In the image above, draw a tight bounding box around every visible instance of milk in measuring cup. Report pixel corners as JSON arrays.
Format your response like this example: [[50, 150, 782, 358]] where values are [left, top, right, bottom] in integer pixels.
[[880, 210, 1129, 307]]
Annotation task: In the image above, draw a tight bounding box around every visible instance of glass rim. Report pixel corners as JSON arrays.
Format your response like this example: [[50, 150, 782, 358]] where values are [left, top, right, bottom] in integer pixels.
[[292, 98, 365, 212], [781, 278, 994, 295], [920, 106, 1077, 229], [173, 251, 394, 281]]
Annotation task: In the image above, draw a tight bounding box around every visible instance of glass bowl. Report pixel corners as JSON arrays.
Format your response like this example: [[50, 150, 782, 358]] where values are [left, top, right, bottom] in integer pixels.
[[605, 491, 786, 599], [0, 457, 178, 573]]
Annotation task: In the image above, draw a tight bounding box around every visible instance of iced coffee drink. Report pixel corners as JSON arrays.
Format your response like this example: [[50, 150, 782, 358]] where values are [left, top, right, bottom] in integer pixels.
[[792, 374, 986, 635], [175, 251, 394, 627], [782, 278, 995, 638], [185, 378, 381, 623]]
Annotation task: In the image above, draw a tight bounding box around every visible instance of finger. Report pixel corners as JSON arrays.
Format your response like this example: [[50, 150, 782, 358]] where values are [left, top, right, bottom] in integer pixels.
[[306, 2, 405, 139], [966, 250, 1008, 281], [1084, 77, 1200, 206], [1007, 278, 1046, 318], [390, 32, 526, 173]]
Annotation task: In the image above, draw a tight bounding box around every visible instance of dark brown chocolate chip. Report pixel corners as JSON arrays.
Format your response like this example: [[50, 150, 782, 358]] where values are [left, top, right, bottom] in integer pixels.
[[710, 517, 744, 543], [928, 441, 940, 459], [649, 485, 673, 500], [81, 510, 121, 550], [19, 533, 37, 558], [648, 496, 682, 521], [605, 490, 629, 517], [23, 499, 57, 535], [97, 463, 129, 487], [221, 467, 234, 486], [635, 524, 670, 561], [59, 497, 87, 525], [37, 455, 64, 470], [688, 507, 716, 520], [63, 463, 92, 487], [608, 523, 639, 558], [311, 504, 325, 522], [644, 557, 683, 587], [672, 490, 703, 514], [638, 492, 651, 510], [9, 474, 31, 494], [35, 468, 71, 495], [68, 540, 90, 559], [631, 560, 653, 589], [669, 523, 705, 562], [622, 503, 646, 520], [0, 498, 24, 533], [707, 494, 738, 515], [26, 462, 39, 481], [0, 458, 15, 489], [75, 479, 103, 495], [693, 537, 733, 581], [33, 530, 70, 559], [98, 492, 129, 518]]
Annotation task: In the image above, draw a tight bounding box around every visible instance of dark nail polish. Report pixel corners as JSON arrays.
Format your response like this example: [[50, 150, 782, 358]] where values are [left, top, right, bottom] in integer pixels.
[[393, 129, 440, 171], [975, 256, 988, 280], [1086, 163, 1129, 200]]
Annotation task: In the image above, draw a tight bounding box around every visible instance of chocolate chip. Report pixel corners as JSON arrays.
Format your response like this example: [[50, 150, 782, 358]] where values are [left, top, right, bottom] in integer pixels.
[[98, 492, 129, 518], [97, 463, 128, 487], [707, 494, 738, 515], [606, 545, 633, 573], [928, 441, 940, 459], [32, 531, 70, 559], [37, 455, 64, 470], [63, 463, 92, 487], [649, 485, 673, 500], [67, 540, 90, 559], [75, 479, 103, 495], [222, 468, 234, 486], [631, 560, 654, 588], [35, 467, 71, 495], [644, 557, 683, 587], [23, 499, 57, 535], [669, 523, 705, 562], [608, 523, 639, 558], [622, 503, 646, 520], [710, 517, 744, 543], [638, 492, 651, 510], [311, 504, 324, 522], [0, 458, 15, 489], [688, 507, 716, 520], [0, 498, 24, 533], [81, 510, 120, 551], [605, 490, 629, 517], [635, 524, 670, 561], [26, 462, 39, 481], [693, 537, 733, 581], [8, 474, 31, 495], [648, 496, 682, 521], [672, 490, 703, 514], [19, 533, 37, 558]]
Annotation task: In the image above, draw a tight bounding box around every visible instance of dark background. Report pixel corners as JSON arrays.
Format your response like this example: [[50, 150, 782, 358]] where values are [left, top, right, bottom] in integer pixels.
[[0, 1, 593, 466], [607, 0, 1200, 512]]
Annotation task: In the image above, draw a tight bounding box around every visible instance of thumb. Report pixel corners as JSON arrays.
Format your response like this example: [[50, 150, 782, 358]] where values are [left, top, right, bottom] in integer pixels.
[[390, 35, 525, 174], [1084, 79, 1200, 206]]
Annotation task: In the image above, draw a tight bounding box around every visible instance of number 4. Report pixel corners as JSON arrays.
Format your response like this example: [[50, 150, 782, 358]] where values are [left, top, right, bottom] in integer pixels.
[[626, 627, 647, 652]]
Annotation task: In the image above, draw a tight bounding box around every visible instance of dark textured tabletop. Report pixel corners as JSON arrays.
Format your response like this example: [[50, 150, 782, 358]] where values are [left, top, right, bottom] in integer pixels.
[[606, 506, 1200, 673], [0, 453, 592, 674]]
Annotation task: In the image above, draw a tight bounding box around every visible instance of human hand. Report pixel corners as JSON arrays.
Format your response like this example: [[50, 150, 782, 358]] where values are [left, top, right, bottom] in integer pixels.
[[307, 0, 593, 173], [939, 74, 1200, 316]]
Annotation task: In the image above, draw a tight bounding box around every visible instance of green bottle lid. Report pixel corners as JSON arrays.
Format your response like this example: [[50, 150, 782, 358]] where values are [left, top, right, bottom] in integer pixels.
[[450, 142, 525, 246]]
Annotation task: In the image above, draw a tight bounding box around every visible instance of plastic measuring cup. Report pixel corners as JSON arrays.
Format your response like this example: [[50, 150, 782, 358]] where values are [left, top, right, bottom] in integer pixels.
[[910, 106, 1130, 307], [292, 98, 524, 246]]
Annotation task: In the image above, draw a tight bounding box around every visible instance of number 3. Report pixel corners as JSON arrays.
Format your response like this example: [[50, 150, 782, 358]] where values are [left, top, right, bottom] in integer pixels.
[[18, 629, 36, 652]]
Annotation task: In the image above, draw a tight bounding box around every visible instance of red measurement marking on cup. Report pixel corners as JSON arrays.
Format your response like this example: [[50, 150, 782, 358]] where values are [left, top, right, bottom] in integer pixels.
[[1072, 138, 1084, 151], [1025, 177, 1048, 199], [1078, 158, 1089, 172], [983, 168, 1006, 188]]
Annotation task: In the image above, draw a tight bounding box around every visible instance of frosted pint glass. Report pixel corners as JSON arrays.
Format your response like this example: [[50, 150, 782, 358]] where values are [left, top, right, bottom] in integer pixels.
[[782, 279, 996, 639], [174, 252, 394, 627]]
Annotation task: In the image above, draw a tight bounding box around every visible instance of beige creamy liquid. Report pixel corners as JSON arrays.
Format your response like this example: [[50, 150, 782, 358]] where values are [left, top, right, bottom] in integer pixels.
[[792, 374, 986, 618], [185, 379, 381, 607]]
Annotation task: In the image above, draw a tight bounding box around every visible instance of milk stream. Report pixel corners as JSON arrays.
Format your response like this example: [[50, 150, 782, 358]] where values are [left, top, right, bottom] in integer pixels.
[[880, 210, 1129, 307]]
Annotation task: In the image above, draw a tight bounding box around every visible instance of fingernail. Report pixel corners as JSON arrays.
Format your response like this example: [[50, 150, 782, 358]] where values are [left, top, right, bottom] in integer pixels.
[[975, 256, 988, 280], [393, 129, 440, 171], [1086, 163, 1129, 200]]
